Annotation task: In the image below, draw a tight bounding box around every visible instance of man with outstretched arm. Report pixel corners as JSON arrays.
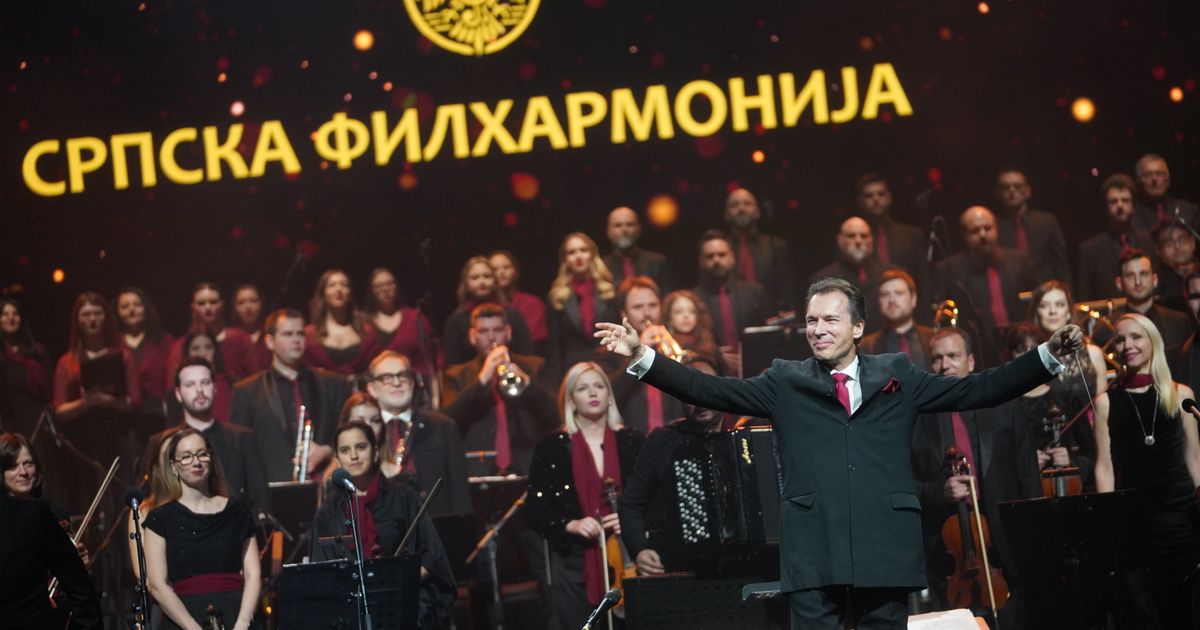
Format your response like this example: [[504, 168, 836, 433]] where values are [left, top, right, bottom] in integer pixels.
[[595, 277, 1083, 630]]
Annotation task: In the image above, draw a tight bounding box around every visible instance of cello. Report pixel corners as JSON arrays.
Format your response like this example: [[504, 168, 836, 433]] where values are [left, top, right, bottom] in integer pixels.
[[598, 478, 636, 618], [941, 447, 1008, 621]]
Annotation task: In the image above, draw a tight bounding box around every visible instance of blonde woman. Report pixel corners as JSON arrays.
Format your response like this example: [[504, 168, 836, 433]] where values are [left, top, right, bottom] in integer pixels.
[[546, 233, 618, 381], [1094, 313, 1200, 628], [525, 361, 644, 629]]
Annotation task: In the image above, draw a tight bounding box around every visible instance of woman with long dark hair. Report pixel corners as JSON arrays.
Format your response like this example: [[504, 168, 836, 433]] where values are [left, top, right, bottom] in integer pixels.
[[116, 286, 175, 416], [311, 421, 456, 629], [545, 234, 618, 382], [303, 269, 381, 376], [1, 298, 52, 438], [53, 292, 142, 422], [525, 362, 644, 628], [143, 428, 261, 629], [1094, 313, 1200, 627]]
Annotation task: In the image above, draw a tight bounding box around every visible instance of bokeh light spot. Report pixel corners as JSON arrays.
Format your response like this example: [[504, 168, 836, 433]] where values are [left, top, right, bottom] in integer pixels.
[[646, 195, 679, 228], [977, 2, 990, 14], [1071, 97, 1096, 122], [354, 30, 375, 51], [511, 173, 539, 201], [52, 269, 65, 284], [751, 150, 765, 163], [1169, 86, 1184, 102]]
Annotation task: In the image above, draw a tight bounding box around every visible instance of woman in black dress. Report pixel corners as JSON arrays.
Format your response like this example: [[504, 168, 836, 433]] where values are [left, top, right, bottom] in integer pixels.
[[526, 361, 644, 629], [311, 421, 456, 629], [544, 233, 618, 383], [1094, 313, 1200, 627], [143, 428, 261, 630]]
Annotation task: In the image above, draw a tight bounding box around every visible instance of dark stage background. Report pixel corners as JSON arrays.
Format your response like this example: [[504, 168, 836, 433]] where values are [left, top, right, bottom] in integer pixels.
[[3, 0, 1198, 357]]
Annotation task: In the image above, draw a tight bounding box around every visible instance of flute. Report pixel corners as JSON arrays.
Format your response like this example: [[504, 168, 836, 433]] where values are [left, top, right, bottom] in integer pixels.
[[292, 404, 307, 481], [297, 420, 313, 483]]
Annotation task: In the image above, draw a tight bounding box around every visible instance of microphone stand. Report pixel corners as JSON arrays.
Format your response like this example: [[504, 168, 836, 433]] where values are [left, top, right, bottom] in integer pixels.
[[466, 491, 527, 630], [269, 250, 307, 313], [129, 503, 152, 630], [343, 489, 373, 630], [414, 236, 443, 410]]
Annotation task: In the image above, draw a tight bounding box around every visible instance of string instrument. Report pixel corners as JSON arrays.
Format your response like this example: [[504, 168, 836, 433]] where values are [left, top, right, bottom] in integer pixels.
[[941, 448, 1008, 620], [1038, 402, 1082, 497], [206, 604, 226, 630], [48, 457, 120, 604], [599, 478, 636, 616]]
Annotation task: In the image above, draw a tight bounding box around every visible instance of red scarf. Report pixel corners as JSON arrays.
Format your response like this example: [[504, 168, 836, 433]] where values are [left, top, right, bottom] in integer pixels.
[[570, 276, 597, 334], [570, 428, 622, 605], [344, 472, 381, 558], [1121, 373, 1154, 389]]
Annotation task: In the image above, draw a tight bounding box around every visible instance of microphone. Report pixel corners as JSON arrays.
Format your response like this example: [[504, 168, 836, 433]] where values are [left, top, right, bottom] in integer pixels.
[[331, 468, 359, 494], [1184, 398, 1198, 415], [124, 487, 144, 510], [581, 589, 622, 630], [926, 215, 942, 264]]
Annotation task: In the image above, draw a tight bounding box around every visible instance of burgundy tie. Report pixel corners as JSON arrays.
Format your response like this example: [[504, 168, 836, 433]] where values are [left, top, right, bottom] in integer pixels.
[[1013, 217, 1029, 254], [718, 285, 738, 348], [832, 373, 851, 416], [857, 266, 868, 285], [623, 256, 636, 282], [951, 411, 977, 479], [1157, 202, 1168, 229], [1119, 232, 1131, 254], [875, 227, 890, 265], [490, 386, 512, 472], [897, 330, 912, 358], [646, 387, 664, 431], [986, 266, 1009, 327], [737, 235, 758, 283]]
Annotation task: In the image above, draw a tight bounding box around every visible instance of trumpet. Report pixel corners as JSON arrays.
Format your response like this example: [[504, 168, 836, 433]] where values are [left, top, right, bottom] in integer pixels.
[[648, 320, 692, 363], [293, 404, 313, 482], [933, 300, 959, 330], [492, 343, 528, 398]]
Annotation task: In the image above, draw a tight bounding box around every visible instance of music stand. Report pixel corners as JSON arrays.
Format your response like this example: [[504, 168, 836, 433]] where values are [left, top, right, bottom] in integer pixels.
[[268, 481, 320, 563], [997, 490, 1147, 630], [276, 554, 421, 630]]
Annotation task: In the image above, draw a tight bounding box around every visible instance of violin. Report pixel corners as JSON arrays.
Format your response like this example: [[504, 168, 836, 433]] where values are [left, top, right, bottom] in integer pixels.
[[599, 478, 636, 616], [941, 447, 1008, 620], [206, 604, 226, 630], [1038, 403, 1082, 497]]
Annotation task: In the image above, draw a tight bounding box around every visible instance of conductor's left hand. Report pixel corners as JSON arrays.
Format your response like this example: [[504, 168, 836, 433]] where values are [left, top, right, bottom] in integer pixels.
[[595, 319, 642, 358], [1047, 324, 1084, 358]]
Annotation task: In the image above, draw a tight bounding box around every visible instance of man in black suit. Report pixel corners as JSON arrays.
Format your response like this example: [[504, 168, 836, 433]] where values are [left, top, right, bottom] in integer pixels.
[[724, 187, 797, 310], [1112, 248, 1193, 351], [855, 172, 928, 285], [595, 277, 1081, 630], [441, 303, 558, 475], [610, 276, 684, 433], [1133, 153, 1199, 233], [933, 206, 1036, 367], [860, 269, 935, 370], [1076, 173, 1157, 301], [993, 167, 1071, 285], [693, 229, 771, 352], [367, 350, 471, 515], [603, 206, 671, 293], [1169, 272, 1200, 393], [1153, 222, 1199, 313], [230, 309, 349, 482], [1, 495, 102, 629], [910, 327, 1040, 627], [810, 216, 887, 299], [145, 357, 271, 517]]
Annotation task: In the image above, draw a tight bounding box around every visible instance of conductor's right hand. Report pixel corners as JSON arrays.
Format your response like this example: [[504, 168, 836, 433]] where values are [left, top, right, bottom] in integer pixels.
[[594, 318, 642, 357]]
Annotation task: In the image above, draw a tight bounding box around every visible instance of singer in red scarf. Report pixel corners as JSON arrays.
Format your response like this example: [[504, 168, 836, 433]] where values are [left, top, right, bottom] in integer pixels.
[[526, 362, 645, 629], [546, 233, 618, 384], [311, 421, 457, 630]]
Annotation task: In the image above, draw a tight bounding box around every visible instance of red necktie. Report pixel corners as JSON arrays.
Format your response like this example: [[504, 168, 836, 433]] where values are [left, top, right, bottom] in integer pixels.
[[646, 386, 664, 431], [832, 373, 851, 416], [1119, 232, 1131, 254], [737, 235, 758, 283], [951, 411, 977, 479], [718, 284, 738, 348], [857, 266, 868, 284], [897, 330, 912, 358], [986, 266, 1009, 327], [386, 418, 403, 457], [623, 256, 636, 282], [491, 385, 512, 472], [875, 227, 890, 265], [1157, 202, 1168, 229], [1013, 217, 1029, 254]]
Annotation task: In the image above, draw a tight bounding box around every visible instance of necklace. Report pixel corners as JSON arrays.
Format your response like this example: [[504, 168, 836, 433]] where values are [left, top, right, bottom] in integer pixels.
[[1124, 385, 1158, 446]]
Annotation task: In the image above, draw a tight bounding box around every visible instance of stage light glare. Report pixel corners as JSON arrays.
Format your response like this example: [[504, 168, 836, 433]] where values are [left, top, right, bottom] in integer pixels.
[[354, 30, 375, 51], [751, 150, 766, 163], [1071, 97, 1095, 123], [1170, 87, 1184, 102], [646, 195, 679, 228], [382, 81, 394, 92], [52, 269, 65, 284], [217, 72, 227, 83], [977, 2, 990, 14], [230, 100, 245, 117]]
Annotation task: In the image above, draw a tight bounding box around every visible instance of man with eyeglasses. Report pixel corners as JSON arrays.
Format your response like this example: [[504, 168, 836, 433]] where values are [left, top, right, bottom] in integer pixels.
[[1132, 153, 1198, 233], [1153, 223, 1200, 314], [993, 167, 1070, 285], [230, 309, 349, 482], [144, 357, 271, 517], [366, 350, 471, 516]]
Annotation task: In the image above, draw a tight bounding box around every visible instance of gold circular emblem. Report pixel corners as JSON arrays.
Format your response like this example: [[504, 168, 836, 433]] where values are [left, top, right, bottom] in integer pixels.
[[404, 0, 540, 57]]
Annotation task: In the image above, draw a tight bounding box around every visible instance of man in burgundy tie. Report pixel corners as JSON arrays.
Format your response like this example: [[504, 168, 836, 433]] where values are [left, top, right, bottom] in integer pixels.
[[932, 206, 1036, 368], [610, 276, 684, 434], [910, 326, 1041, 627], [597, 277, 1082, 630], [811, 216, 885, 303], [1132, 153, 1199, 234], [859, 269, 934, 370], [992, 167, 1071, 285], [601, 206, 672, 294], [854, 173, 929, 294], [692, 229, 771, 355], [723, 187, 798, 310], [1075, 173, 1158, 301]]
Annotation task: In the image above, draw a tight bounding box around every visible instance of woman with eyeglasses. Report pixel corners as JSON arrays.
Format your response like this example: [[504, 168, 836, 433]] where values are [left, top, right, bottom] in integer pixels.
[[311, 420, 456, 630], [143, 429, 261, 630]]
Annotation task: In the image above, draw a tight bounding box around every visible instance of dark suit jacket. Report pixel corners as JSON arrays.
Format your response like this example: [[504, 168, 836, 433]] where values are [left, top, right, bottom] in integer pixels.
[[996, 208, 1071, 286], [910, 403, 1041, 581], [933, 248, 1035, 365], [860, 325, 935, 371], [638, 348, 1054, 591], [868, 216, 933, 324], [229, 367, 350, 482], [0, 496, 101, 629], [611, 370, 685, 434], [694, 278, 771, 348], [1170, 331, 1200, 395], [1133, 196, 1199, 233], [604, 247, 672, 294], [545, 291, 619, 383], [730, 230, 798, 310], [1074, 229, 1156, 302], [398, 408, 472, 516], [1155, 261, 1197, 314], [441, 354, 559, 474], [144, 421, 272, 517]]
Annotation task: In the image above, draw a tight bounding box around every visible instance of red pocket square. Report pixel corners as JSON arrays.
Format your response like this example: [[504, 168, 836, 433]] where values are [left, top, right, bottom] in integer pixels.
[[881, 378, 902, 394]]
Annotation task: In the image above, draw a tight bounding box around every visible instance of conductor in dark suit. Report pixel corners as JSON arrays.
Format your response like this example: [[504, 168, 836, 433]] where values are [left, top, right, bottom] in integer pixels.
[[595, 277, 1082, 629], [230, 309, 350, 482], [603, 206, 672, 293], [0, 495, 102, 629]]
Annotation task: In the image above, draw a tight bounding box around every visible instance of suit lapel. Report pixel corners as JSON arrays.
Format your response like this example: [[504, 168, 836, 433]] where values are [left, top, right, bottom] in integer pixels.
[[855, 354, 892, 415], [796, 358, 847, 424], [972, 410, 994, 480], [264, 372, 288, 433]]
